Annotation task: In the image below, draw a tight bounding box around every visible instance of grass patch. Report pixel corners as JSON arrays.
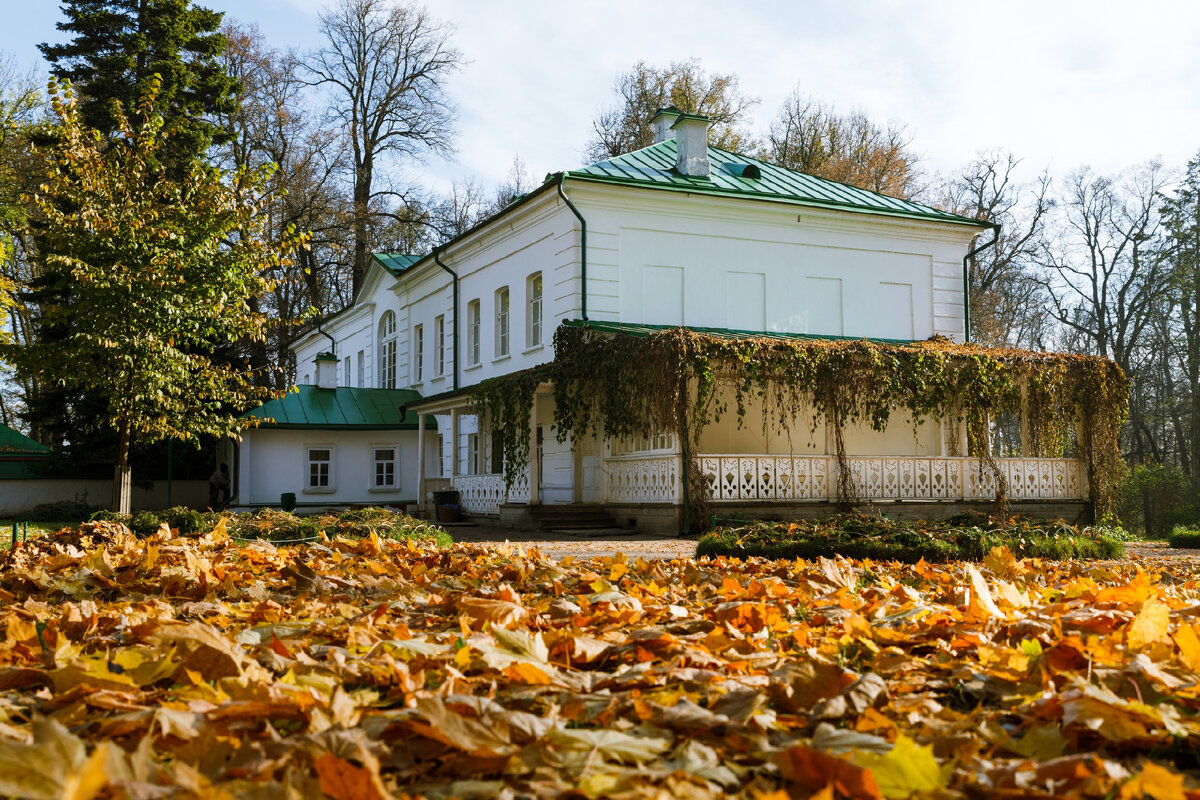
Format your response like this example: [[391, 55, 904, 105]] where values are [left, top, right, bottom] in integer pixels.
[[84, 506, 452, 547], [0, 519, 76, 547], [1166, 526, 1200, 549], [696, 511, 1125, 563]]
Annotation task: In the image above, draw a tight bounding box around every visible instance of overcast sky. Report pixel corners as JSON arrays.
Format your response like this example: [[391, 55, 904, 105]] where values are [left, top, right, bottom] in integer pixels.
[[5, 0, 1200, 194]]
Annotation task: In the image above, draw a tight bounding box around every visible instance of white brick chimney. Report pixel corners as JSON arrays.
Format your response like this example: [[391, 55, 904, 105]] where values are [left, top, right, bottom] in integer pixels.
[[314, 352, 339, 390], [672, 113, 711, 177], [651, 106, 682, 143]]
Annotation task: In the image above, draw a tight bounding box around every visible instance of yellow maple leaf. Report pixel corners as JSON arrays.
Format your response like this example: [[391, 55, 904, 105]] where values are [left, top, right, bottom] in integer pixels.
[[1127, 598, 1170, 652], [853, 735, 950, 799]]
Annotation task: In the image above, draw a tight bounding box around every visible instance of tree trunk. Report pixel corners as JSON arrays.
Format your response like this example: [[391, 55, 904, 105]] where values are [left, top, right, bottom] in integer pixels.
[[352, 162, 372, 294], [112, 415, 132, 514]]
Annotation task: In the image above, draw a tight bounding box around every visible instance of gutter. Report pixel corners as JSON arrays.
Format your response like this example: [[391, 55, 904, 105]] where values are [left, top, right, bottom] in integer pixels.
[[962, 223, 1001, 343], [556, 173, 589, 321], [432, 245, 460, 391]]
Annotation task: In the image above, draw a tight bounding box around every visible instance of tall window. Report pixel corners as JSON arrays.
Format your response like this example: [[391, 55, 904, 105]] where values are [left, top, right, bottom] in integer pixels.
[[307, 447, 332, 490], [466, 433, 479, 475], [356, 350, 365, 387], [412, 325, 424, 382], [495, 287, 510, 357], [378, 311, 397, 389], [373, 447, 396, 489], [434, 315, 445, 376], [467, 299, 481, 366], [343, 356, 350, 386], [527, 272, 542, 347]]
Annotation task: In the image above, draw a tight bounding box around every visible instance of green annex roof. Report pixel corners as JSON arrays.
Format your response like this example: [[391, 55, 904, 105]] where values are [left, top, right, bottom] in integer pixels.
[[243, 386, 436, 431], [0, 424, 51, 455], [568, 139, 988, 228], [562, 319, 918, 345], [372, 253, 422, 277]]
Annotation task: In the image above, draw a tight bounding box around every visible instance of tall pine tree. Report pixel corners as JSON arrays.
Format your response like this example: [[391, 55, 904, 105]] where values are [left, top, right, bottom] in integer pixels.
[[40, 0, 237, 167]]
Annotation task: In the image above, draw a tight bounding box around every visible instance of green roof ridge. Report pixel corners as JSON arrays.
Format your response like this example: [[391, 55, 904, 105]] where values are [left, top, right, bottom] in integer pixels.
[[568, 139, 987, 228]]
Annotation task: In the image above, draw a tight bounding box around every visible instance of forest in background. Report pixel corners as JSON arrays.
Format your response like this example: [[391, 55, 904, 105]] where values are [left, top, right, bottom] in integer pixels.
[[0, 0, 1196, 531]]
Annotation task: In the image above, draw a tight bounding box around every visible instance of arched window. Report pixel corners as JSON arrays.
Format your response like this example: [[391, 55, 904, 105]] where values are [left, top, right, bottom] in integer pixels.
[[378, 311, 397, 389]]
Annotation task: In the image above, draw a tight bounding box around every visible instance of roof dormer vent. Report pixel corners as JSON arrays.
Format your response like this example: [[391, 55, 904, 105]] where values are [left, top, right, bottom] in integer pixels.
[[314, 352, 339, 390]]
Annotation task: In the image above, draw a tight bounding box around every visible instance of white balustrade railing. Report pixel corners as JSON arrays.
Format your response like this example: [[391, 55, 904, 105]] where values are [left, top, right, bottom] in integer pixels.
[[605, 454, 681, 503], [452, 474, 506, 515], [696, 455, 1087, 503]]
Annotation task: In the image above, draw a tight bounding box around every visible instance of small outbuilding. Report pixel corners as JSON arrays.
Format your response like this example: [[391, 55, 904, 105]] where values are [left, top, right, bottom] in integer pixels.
[[228, 356, 438, 511]]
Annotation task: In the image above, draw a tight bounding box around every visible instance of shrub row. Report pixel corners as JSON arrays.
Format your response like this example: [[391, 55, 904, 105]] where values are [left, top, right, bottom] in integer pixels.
[[696, 511, 1125, 563]]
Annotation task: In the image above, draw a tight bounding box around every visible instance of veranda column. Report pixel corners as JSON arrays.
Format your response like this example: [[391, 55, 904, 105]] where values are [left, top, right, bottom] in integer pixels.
[[416, 413, 426, 513], [1019, 381, 1032, 456], [450, 409, 460, 479], [528, 393, 540, 505]]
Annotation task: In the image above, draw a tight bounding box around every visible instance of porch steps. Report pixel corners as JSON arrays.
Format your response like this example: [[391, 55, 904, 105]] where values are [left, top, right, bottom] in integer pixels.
[[526, 504, 626, 533]]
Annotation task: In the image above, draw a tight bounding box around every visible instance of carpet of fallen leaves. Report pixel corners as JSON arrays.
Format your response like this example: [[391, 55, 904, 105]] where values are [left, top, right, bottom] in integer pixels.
[[0, 520, 1198, 799]]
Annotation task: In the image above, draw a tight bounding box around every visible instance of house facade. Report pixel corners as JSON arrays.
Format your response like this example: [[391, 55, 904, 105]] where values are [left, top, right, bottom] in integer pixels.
[[238, 109, 1091, 529]]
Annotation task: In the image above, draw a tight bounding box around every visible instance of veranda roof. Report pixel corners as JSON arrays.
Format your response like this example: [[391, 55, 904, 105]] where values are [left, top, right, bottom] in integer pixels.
[[242, 386, 436, 431]]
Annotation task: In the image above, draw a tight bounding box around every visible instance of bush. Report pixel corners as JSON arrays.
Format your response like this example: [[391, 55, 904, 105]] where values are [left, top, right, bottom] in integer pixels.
[[697, 513, 1124, 563], [1118, 464, 1198, 539], [1166, 526, 1200, 549]]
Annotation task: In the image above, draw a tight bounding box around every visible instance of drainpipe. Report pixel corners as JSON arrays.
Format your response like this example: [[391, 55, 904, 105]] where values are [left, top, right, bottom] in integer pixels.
[[315, 315, 336, 355], [962, 223, 1001, 343], [556, 173, 588, 321], [432, 245, 460, 391]]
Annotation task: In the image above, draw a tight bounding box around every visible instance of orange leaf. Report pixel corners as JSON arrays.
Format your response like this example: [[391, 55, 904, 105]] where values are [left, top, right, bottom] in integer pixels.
[[313, 752, 393, 800], [1127, 599, 1170, 652], [774, 745, 882, 800]]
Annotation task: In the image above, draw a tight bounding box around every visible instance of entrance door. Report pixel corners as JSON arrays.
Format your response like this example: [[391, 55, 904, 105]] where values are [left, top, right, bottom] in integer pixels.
[[580, 433, 601, 502]]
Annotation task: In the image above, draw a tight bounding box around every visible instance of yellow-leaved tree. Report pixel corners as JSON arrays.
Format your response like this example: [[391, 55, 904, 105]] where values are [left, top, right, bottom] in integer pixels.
[[5, 80, 306, 512]]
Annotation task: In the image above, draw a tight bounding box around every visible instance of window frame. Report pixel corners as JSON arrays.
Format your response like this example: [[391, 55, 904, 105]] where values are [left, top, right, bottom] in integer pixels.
[[304, 444, 335, 493], [495, 286, 510, 358], [378, 311, 397, 389], [412, 324, 424, 383], [356, 350, 365, 388], [467, 299, 481, 366], [434, 315, 445, 377], [370, 444, 399, 491], [527, 272, 543, 348], [466, 432, 479, 475]]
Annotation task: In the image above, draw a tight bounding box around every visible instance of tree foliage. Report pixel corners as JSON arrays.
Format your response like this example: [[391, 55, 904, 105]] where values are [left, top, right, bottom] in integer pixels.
[[3, 81, 302, 510], [308, 0, 463, 292], [40, 0, 237, 168], [584, 59, 758, 163], [760, 89, 921, 199]]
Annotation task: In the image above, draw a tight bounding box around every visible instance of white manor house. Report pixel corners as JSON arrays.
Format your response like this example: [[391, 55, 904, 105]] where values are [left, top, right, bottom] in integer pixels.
[[229, 109, 1089, 533]]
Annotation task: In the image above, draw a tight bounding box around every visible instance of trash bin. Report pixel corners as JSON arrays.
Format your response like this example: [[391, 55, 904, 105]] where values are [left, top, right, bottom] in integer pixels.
[[432, 490, 462, 523], [280, 492, 296, 512]]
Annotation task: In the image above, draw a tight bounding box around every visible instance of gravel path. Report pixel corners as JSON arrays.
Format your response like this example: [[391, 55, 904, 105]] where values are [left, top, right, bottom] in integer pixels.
[[446, 524, 698, 560]]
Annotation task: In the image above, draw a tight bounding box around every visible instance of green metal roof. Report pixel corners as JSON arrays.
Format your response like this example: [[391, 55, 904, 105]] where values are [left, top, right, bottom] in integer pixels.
[[243, 386, 436, 431], [372, 253, 422, 277], [568, 140, 988, 228], [562, 319, 918, 345], [0, 424, 51, 454]]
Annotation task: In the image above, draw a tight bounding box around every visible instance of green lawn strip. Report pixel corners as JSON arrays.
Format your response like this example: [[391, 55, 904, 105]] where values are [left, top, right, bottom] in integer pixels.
[[697, 512, 1124, 563], [1166, 527, 1200, 549], [0, 520, 76, 547]]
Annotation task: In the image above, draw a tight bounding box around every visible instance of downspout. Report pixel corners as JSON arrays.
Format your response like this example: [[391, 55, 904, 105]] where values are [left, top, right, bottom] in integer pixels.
[[315, 315, 336, 355], [556, 173, 588, 321], [432, 245, 460, 391], [962, 223, 1001, 343]]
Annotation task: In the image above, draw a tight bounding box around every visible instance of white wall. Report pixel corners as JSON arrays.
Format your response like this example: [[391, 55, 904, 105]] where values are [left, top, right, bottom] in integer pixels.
[[574, 183, 977, 341], [236, 428, 439, 507], [0, 480, 208, 516]]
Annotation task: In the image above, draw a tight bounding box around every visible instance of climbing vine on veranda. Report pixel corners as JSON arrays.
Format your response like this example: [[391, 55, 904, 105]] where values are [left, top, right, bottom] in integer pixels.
[[469, 323, 1129, 526]]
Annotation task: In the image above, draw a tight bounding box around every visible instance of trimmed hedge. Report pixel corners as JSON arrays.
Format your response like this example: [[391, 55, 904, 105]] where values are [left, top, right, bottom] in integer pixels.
[[696, 512, 1124, 563], [1166, 527, 1200, 549]]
